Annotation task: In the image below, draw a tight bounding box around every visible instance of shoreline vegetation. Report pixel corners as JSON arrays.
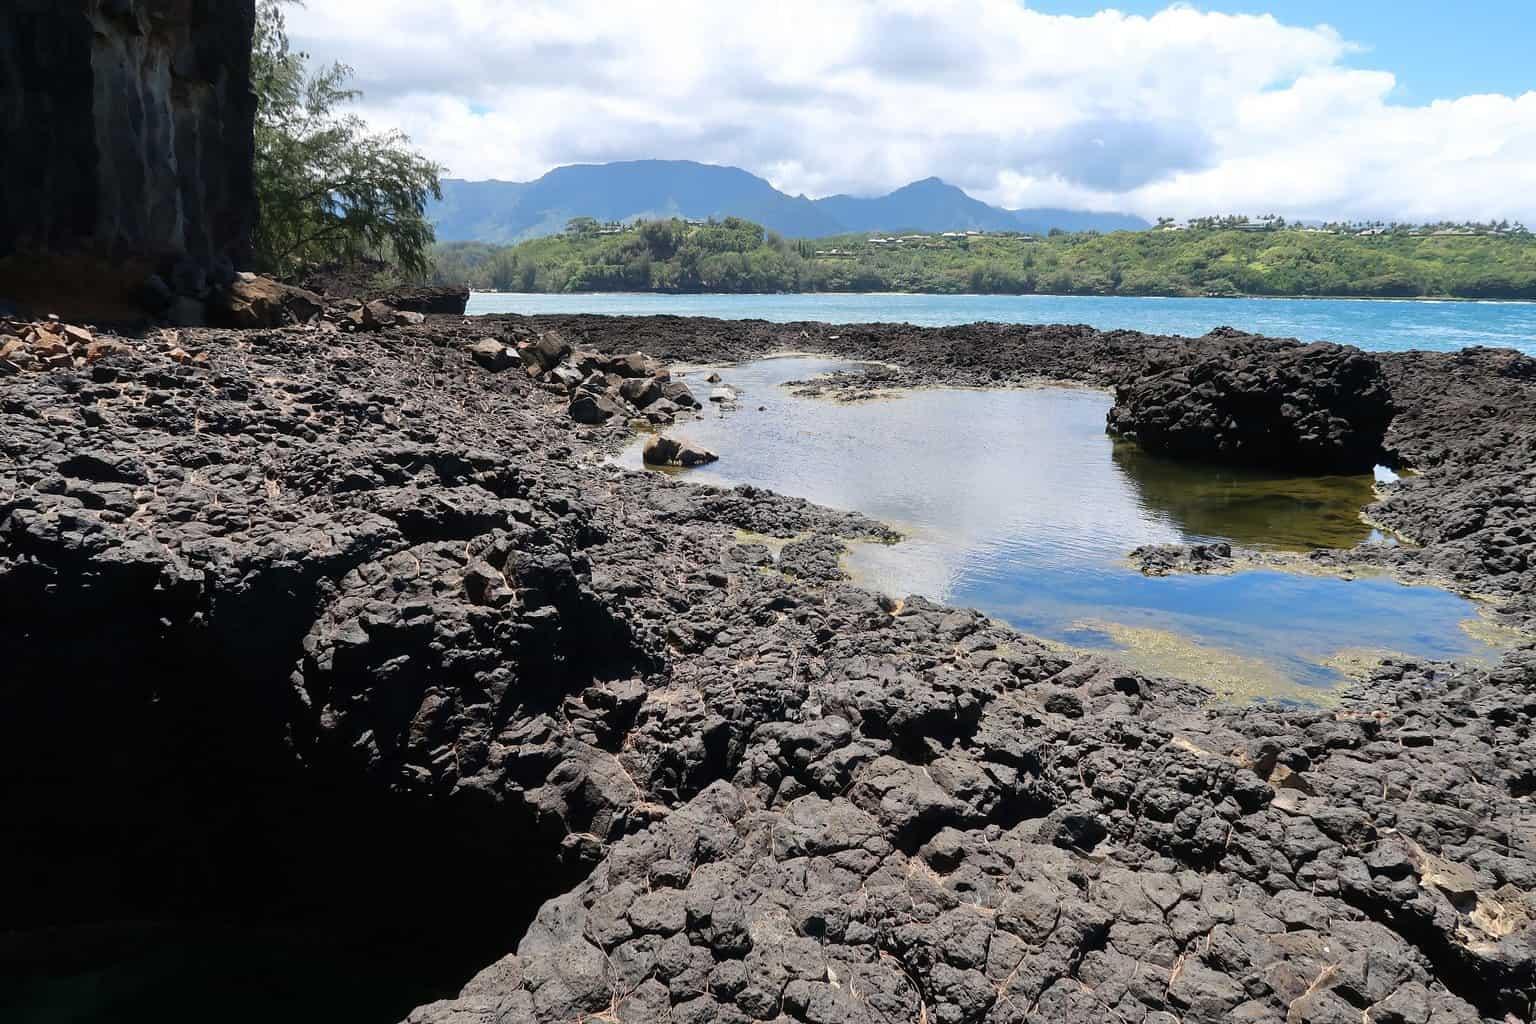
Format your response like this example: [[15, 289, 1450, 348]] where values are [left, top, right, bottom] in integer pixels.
[[430, 215, 1536, 301], [466, 287, 1536, 305]]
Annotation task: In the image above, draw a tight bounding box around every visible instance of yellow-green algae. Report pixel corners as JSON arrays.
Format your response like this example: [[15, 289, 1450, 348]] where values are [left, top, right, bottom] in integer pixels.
[[1320, 647, 1422, 680], [1076, 619, 1340, 707], [1459, 612, 1534, 654]]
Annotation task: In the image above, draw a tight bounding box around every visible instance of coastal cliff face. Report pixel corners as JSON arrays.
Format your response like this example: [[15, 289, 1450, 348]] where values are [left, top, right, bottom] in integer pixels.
[[0, 0, 256, 312]]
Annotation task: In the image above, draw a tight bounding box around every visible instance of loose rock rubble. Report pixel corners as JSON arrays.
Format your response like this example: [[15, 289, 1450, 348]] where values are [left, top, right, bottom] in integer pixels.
[[328, 296, 428, 332], [0, 315, 211, 373], [466, 326, 704, 427], [2, 312, 1532, 1024]]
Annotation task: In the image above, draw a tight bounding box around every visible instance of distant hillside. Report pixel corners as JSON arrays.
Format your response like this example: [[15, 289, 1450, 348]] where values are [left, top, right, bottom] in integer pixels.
[[813, 177, 1149, 236], [430, 215, 1536, 299], [816, 178, 1021, 234], [428, 160, 1149, 242]]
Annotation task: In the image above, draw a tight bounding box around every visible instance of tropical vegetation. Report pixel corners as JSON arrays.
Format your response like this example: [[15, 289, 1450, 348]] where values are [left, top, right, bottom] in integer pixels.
[[430, 217, 1536, 300], [251, 0, 443, 278]]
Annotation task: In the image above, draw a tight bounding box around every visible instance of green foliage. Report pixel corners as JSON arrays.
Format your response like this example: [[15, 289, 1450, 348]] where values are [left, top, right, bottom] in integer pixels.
[[252, 1, 444, 278], [429, 217, 1536, 300]]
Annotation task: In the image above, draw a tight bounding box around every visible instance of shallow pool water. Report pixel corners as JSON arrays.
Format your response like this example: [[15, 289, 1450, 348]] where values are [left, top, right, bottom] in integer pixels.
[[618, 357, 1509, 699]]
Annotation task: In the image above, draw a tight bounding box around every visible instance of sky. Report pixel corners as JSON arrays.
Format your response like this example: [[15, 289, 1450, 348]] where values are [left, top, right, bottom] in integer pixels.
[[284, 1, 1536, 223]]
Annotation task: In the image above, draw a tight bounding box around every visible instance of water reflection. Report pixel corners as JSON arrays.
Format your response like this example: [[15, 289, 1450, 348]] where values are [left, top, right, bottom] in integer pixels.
[[617, 357, 1507, 698], [1108, 439, 1382, 551]]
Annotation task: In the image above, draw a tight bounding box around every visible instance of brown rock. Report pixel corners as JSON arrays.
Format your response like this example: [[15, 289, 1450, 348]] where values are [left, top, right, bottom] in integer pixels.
[[223, 276, 323, 328], [642, 435, 717, 467], [569, 390, 625, 425], [677, 443, 718, 467], [86, 340, 128, 363], [642, 436, 682, 465], [470, 339, 514, 372], [619, 377, 663, 408], [605, 352, 659, 378], [660, 382, 700, 409], [361, 299, 398, 329], [548, 365, 586, 392], [1267, 763, 1315, 795], [570, 350, 606, 376], [527, 334, 570, 373]]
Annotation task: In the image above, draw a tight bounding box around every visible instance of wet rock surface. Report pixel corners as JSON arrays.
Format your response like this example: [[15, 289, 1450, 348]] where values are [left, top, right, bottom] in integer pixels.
[[2, 312, 1532, 1023], [1130, 541, 1236, 576], [643, 435, 718, 467]]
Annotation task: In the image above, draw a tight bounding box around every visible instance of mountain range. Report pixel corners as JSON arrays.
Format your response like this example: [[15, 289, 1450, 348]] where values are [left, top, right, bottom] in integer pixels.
[[428, 160, 1149, 243]]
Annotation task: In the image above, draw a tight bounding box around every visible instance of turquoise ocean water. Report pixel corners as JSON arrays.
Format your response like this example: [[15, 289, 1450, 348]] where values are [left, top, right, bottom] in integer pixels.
[[468, 292, 1536, 355]]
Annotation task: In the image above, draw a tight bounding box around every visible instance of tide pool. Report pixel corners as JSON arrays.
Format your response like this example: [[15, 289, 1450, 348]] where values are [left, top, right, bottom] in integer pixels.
[[617, 357, 1510, 700]]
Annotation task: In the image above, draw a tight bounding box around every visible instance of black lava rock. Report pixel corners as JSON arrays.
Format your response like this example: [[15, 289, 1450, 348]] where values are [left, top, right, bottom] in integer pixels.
[[1107, 332, 1396, 473]]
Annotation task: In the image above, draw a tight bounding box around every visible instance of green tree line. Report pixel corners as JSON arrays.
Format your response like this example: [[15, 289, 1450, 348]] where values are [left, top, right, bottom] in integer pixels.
[[252, 0, 443, 278], [430, 218, 1536, 300]]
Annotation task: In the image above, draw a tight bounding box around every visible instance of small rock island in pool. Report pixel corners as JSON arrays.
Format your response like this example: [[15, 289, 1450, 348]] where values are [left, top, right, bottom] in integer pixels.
[[622, 354, 1509, 700]]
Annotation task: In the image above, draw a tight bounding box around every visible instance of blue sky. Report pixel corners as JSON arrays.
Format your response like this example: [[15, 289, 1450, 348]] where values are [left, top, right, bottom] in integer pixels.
[[288, 1, 1536, 222], [1033, 1, 1534, 99]]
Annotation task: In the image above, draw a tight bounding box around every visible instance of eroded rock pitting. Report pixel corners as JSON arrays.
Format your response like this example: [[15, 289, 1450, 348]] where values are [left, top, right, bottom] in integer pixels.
[[3, 314, 1533, 1024]]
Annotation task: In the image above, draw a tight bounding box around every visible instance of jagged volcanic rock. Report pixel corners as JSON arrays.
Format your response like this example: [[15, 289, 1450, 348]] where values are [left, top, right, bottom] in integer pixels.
[[2, 314, 1532, 1024], [1106, 332, 1397, 473]]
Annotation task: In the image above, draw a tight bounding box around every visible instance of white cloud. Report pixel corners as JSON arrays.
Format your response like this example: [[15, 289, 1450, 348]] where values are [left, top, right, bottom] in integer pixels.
[[283, 0, 1536, 221]]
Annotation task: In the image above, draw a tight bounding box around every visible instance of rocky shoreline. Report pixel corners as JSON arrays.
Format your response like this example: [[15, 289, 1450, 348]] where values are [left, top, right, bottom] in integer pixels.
[[4, 311, 1533, 1023]]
